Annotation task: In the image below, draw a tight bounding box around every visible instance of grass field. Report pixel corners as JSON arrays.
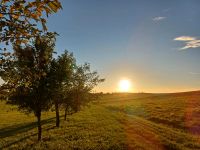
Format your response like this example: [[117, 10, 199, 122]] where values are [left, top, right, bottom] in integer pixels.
[[1, 91, 200, 149]]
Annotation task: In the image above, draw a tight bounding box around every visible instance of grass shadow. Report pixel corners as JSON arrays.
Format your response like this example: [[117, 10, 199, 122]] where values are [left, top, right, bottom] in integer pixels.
[[0, 116, 56, 138], [1, 125, 56, 149], [0, 115, 64, 149]]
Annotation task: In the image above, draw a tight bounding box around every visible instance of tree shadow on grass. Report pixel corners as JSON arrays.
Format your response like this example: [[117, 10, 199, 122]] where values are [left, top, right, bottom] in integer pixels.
[[0, 116, 56, 138], [0, 116, 65, 149], [0, 115, 64, 149], [1, 125, 56, 149]]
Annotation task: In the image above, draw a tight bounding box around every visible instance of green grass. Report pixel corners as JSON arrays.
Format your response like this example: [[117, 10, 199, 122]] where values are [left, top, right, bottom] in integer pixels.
[[0, 102, 127, 149], [1, 91, 200, 149]]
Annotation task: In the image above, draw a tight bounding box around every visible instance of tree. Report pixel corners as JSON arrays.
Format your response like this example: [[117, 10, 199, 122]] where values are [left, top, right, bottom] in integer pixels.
[[48, 51, 75, 127], [47, 51, 104, 125], [0, 0, 62, 46], [63, 63, 105, 114], [0, 33, 56, 141]]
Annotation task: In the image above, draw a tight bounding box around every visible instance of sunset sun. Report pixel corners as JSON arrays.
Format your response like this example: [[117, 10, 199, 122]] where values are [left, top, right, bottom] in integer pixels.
[[118, 79, 131, 92]]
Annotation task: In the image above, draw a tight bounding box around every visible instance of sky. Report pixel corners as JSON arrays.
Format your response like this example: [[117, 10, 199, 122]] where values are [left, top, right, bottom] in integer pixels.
[[45, 0, 199, 92]]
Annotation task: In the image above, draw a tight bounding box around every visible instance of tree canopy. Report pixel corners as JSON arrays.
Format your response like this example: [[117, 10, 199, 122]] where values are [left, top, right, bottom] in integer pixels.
[[48, 51, 75, 127], [0, 0, 62, 46], [0, 33, 56, 140], [64, 63, 105, 113]]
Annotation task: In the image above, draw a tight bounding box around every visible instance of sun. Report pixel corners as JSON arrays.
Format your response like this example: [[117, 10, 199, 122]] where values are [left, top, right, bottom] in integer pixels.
[[118, 79, 131, 92]]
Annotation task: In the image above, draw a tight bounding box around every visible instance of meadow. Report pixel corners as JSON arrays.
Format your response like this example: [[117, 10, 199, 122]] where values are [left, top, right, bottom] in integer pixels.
[[1, 91, 200, 150]]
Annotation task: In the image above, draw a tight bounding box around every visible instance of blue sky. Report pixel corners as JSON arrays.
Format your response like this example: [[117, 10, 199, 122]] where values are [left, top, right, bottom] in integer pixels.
[[46, 0, 200, 93]]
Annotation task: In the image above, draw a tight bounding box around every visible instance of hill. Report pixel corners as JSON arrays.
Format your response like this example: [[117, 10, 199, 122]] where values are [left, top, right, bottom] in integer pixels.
[[0, 91, 200, 149]]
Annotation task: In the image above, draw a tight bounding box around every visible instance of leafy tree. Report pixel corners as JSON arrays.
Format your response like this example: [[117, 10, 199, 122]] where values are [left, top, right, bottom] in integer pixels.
[[0, 33, 56, 141], [0, 0, 62, 46], [47, 51, 104, 125], [64, 63, 105, 114], [48, 51, 75, 127]]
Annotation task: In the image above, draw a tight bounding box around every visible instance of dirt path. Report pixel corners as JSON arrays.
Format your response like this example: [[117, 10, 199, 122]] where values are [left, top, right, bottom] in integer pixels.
[[118, 113, 200, 150], [122, 116, 165, 150]]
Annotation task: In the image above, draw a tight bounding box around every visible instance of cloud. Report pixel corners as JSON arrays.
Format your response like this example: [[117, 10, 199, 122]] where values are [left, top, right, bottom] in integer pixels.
[[189, 72, 200, 75], [152, 16, 166, 21], [174, 36, 196, 41], [174, 36, 200, 50]]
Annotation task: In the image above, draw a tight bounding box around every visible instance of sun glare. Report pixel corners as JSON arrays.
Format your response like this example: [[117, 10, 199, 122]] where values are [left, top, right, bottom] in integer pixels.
[[118, 79, 131, 92]]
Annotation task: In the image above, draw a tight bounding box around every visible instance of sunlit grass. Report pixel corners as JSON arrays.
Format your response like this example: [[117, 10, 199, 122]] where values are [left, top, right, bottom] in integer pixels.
[[0, 102, 127, 149], [1, 91, 200, 149]]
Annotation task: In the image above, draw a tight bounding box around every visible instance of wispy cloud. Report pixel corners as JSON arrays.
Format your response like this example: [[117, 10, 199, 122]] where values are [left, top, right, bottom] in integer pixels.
[[152, 16, 166, 21], [189, 72, 200, 75], [174, 36, 196, 41], [174, 36, 200, 50]]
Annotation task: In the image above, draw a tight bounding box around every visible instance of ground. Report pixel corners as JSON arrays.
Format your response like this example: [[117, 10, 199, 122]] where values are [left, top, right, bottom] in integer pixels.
[[1, 91, 200, 149]]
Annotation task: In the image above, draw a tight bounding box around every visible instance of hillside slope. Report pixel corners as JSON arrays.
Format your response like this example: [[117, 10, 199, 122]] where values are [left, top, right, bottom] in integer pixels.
[[0, 91, 200, 149]]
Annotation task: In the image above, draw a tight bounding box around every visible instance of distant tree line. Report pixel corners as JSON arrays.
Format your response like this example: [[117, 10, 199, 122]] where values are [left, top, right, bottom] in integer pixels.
[[0, 33, 104, 141]]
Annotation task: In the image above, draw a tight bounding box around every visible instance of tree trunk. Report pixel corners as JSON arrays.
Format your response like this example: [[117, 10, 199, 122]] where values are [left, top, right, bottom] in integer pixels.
[[64, 108, 67, 121], [36, 111, 42, 141], [55, 102, 60, 127]]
